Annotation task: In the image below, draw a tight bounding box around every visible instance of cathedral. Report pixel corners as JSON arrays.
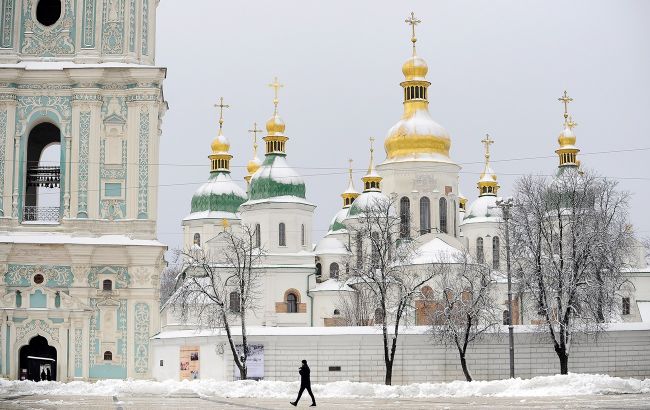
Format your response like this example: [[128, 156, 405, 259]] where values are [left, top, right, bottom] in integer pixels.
[[0, 0, 165, 381], [163, 13, 648, 337]]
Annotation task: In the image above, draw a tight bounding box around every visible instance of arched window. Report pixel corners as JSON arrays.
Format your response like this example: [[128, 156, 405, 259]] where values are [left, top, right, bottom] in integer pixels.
[[356, 233, 363, 268], [400, 197, 410, 238], [419, 197, 431, 234], [330, 262, 340, 279], [286, 293, 298, 313], [104, 351, 113, 361], [333, 309, 340, 315], [439, 197, 448, 233], [492, 236, 500, 269], [278, 223, 286, 246], [24, 123, 61, 222], [54, 291, 61, 308], [229, 291, 240, 313], [503, 310, 510, 325], [316, 263, 322, 277], [301, 224, 306, 247], [15, 290, 22, 308], [476, 237, 484, 263], [254, 224, 261, 248], [421, 285, 434, 299], [193, 233, 201, 246], [374, 307, 385, 324], [102, 279, 112, 291]]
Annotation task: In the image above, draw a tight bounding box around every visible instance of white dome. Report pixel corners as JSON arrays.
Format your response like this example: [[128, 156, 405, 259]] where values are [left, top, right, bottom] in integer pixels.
[[347, 191, 391, 218], [461, 195, 501, 225], [314, 237, 348, 256]]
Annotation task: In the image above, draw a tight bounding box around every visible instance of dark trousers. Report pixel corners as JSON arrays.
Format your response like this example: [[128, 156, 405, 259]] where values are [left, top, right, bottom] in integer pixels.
[[296, 383, 315, 404]]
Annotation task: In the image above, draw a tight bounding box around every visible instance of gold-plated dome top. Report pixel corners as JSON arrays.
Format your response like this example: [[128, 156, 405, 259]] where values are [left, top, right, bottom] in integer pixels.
[[402, 55, 428, 81], [245, 122, 264, 185], [209, 97, 233, 173], [266, 114, 286, 136], [263, 77, 289, 156], [477, 134, 499, 197], [384, 12, 452, 162], [555, 91, 580, 168]]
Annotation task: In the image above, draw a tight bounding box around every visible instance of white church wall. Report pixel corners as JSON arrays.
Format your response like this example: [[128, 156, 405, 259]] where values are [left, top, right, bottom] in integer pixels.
[[152, 323, 650, 384]]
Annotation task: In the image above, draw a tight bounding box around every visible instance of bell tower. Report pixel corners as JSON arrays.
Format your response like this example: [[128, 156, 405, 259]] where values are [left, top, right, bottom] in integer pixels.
[[0, 0, 166, 381]]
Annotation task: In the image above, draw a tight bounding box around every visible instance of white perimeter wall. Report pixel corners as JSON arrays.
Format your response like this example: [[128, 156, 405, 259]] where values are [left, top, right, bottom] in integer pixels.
[[152, 325, 650, 384]]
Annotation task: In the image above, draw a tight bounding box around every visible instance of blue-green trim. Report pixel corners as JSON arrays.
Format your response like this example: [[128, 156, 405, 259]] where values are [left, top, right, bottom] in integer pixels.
[[1, 0, 15, 49], [133, 302, 149, 374], [29, 289, 46, 308], [141, 0, 148, 55], [249, 154, 306, 200], [81, 0, 96, 48], [137, 109, 149, 219], [0, 109, 7, 216], [77, 111, 91, 217], [5, 264, 74, 287], [74, 328, 83, 377], [5, 324, 9, 375], [87, 266, 130, 289]]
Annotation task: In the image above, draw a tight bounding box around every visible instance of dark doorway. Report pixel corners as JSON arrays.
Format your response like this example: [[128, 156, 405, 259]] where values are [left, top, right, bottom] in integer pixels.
[[18, 335, 57, 381], [24, 123, 61, 222]]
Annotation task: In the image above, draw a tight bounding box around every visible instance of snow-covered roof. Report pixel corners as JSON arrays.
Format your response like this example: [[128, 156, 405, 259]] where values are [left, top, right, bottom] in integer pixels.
[[0, 232, 164, 247], [192, 172, 246, 198], [411, 237, 464, 265], [251, 155, 304, 186], [242, 195, 315, 207], [328, 207, 349, 234], [347, 191, 391, 217], [3, 61, 162, 70], [461, 195, 502, 225], [314, 237, 348, 256], [309, 279, 355, 293], [182, 210, 241, 222]]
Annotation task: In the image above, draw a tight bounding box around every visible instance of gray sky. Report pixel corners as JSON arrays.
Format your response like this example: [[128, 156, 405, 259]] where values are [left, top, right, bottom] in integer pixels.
[[155, 0, 650, 250]]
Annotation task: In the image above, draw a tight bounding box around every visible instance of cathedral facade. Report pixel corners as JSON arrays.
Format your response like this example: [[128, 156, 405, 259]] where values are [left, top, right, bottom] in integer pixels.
[[0, 0, 166, 381]]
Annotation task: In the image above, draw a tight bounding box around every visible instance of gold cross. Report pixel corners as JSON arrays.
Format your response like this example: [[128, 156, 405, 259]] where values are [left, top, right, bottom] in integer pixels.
[[558, 90, 573, 120], [405, 12, 421, 54], [268, 76, 284, 111], [348, 158, 354, 180], [248, 122, 263, 151], [481, 134, 494, 162], [213, 97, 230, 132]]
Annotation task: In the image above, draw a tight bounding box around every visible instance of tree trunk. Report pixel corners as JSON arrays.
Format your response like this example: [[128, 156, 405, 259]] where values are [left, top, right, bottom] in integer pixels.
[[459, 351, 472, 382], [384, 360, 393, 385], [554, 345, 569, 375]]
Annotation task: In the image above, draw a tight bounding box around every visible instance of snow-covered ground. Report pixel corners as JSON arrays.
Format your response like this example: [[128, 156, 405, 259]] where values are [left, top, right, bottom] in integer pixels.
[[1, 374, 648, 399]]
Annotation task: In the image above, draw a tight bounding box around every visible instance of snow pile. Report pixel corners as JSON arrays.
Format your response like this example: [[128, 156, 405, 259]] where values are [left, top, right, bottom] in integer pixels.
[[1, 374, 648, 398]]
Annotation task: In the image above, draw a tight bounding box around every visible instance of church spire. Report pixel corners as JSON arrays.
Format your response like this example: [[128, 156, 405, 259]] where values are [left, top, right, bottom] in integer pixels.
[[477, 134, 499, 197], [384, 12, 452, 162], [362, 137, 382, 192], [245, 122, 263, 186], [209, 97, 233, 173], [264, 76, 288, 156], [556, 90, 580, 169], [341, 159, 360, 208]]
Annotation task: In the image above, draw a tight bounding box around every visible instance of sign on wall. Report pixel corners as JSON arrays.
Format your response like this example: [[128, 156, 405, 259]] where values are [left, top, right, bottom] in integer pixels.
[[179, 346, 200, 380], [233, 344, 264, 380]]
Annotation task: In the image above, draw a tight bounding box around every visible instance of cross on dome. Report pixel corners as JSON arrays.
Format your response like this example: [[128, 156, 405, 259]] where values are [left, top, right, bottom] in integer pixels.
[[213, 96, 230, 132], [558, 90, 573, 122], [268, 76, 284, 112], [405, 12, 421, 55], [481, 134, 494, 163], [567, 116, 578, 130], [248, 122, 263, 150]]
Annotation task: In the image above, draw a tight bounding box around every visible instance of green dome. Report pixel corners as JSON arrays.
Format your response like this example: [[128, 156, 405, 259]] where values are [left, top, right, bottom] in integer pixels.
[[190, 171, 247, 214], [249, 154, 306, 200]]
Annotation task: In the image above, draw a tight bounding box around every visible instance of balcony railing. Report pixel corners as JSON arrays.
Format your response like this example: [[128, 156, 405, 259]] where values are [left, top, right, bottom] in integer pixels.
[[23, 206, 60, 222], [27, 166, 60, 188]]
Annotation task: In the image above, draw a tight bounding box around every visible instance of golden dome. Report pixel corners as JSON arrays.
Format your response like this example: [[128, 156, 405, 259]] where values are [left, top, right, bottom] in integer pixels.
[[402, 55, 428, 80], [266, 113, 285, 136], [558, 125, 576, 147], [247, 156, 261, 175], [383, 14, 452, 162], [211, 132, 230, 154]]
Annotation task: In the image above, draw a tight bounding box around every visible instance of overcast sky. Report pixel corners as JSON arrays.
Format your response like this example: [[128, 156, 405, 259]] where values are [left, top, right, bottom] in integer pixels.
[[155, 1, 650, 250]]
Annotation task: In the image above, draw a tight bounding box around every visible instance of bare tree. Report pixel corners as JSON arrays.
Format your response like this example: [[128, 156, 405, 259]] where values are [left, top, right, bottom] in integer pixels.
[[168, 225, 265, 380], [509, 169, 634, 374], [160, 249, 182, 305], [337, 283, 375, 326], [428, 251, 501, 381], [343, 194, 440, 385]]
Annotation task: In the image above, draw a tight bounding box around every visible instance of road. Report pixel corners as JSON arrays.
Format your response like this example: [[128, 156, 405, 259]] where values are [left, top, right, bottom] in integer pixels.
[[1, 393, 649, 409]]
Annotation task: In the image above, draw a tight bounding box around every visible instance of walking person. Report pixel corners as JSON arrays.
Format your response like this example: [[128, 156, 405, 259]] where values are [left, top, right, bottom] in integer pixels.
[[40, 369, 46, 381], [290, 360, 316, 407]]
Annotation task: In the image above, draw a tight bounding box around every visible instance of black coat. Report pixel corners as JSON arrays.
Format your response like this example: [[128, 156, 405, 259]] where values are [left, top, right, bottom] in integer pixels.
[[298, 364, 311, 386]]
